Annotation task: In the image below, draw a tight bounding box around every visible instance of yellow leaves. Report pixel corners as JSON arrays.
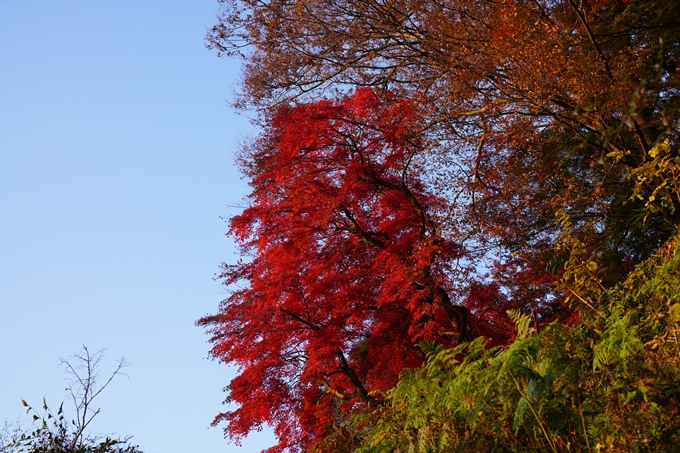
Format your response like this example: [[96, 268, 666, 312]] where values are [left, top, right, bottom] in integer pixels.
[[605, 149, 627, 163], [555, 210, 605, 310], [668, 303, 680, 323], [626, 139, 680, 222]]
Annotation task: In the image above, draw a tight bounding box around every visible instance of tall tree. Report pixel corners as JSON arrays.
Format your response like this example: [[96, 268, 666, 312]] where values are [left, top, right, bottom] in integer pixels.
[[203, 0, 680, 450], [197, 89, 505, 452], [208, 0, 680, 291]]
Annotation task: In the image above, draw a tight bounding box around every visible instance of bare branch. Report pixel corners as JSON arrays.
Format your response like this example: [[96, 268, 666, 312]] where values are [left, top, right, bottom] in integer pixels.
[[59, 346, 130, 447]]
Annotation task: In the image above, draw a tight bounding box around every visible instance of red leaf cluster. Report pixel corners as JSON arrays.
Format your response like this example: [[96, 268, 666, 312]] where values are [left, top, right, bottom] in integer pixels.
[[198, 89, 471, 452]]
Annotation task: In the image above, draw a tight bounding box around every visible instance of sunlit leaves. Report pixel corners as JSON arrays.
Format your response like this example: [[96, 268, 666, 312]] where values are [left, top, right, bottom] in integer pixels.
[[198, 89, 468, 452]]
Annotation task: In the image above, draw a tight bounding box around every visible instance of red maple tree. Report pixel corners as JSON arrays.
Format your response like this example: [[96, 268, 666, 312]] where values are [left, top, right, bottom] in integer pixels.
[[206, 0, 680, 302], [201, 0, 680, 449], [198, 89, 486, 452]]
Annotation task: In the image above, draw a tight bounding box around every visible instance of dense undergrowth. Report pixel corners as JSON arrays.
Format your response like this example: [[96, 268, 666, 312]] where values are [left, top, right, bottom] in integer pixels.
[[346, 231, 680, 452]]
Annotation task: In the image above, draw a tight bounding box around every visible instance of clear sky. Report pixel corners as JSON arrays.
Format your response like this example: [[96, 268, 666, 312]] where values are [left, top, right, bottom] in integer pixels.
[[0, 2, 275, 452]]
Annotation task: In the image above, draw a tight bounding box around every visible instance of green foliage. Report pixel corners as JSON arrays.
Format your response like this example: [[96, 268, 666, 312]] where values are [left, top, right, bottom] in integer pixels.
[[2, 348, 142, 453], [349, 232, 680, 452], [3, 399, 141, 453]]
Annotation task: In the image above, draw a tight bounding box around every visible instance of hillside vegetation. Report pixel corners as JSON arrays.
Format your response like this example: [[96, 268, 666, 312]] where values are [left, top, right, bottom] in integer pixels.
[[350, 231, 680, 452]]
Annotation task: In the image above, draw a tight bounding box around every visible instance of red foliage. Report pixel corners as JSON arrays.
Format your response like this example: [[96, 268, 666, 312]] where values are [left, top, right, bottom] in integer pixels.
[[198, 89, 474, 452]]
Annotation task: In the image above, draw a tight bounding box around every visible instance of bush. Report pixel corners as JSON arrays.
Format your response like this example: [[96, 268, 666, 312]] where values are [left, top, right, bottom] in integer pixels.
[[2, 347, 143, 453]]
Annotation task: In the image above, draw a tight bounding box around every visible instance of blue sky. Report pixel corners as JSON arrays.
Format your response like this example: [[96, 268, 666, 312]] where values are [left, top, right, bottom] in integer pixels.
[[0, 2, 275, 451]]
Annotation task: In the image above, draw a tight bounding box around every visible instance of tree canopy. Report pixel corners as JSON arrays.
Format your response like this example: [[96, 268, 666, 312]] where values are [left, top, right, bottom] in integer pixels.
[[198, 89, 479, 451], [200, 0, 680, 451]]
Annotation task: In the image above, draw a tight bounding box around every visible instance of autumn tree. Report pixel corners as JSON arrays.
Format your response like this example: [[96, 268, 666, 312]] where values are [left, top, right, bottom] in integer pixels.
[[208, 0, 680, 301], [197, 89, 520, 452], [202, 0, 680, 451]]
